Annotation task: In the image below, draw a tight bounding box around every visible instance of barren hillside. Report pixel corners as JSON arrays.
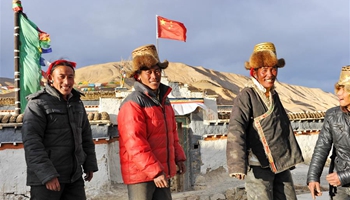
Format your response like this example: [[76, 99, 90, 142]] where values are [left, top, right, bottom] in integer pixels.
[[74, 61, 338, 112], [0, 61, 338, 112]]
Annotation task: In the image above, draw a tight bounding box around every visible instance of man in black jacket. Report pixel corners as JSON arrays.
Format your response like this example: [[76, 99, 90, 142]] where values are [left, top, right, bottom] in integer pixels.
[[22, 59, 98, 200], [307, 65, 350, 200]]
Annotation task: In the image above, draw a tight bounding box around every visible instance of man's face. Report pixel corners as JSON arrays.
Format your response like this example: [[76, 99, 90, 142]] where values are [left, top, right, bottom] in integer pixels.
[[49, 65, 75, 99], [139, 65, 161, 91], [254, 66, 278, 91], [337, 86, 350, 110]]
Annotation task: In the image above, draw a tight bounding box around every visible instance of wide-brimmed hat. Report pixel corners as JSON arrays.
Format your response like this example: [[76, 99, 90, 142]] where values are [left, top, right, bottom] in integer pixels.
[[244, 42, 285, 70], [128, 44, 169, 78], [337, 65, 350, 85]]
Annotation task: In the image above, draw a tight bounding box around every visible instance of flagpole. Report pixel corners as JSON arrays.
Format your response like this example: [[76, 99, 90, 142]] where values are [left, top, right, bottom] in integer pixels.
[[13, 0, 21, 114], [155, 15, 159, 56], [156, 15, 166, 77]]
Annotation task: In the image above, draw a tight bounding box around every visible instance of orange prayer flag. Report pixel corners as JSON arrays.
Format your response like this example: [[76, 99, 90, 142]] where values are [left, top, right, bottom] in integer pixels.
[[157, 16, 187, 42]]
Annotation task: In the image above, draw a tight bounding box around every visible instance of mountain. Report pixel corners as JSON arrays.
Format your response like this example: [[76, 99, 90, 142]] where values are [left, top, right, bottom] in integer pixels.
[[0, 77, 14, 87], [0, 61, 338, 112], [74, 61, 338, 113]]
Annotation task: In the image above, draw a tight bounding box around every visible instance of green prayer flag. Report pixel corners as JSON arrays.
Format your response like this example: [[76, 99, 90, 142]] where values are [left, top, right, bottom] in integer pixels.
[[19, 13, 42, 112]]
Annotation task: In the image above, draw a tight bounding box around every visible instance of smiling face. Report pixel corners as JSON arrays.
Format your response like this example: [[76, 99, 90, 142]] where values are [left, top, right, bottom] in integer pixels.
[[48, 65, 75, 100], [253, 66, 278, 91], [138, 65, 161, 91], [336, 85, 350, 110]]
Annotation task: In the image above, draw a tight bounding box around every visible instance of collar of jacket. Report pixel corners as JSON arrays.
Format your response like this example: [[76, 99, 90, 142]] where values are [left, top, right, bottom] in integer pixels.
[[340, 106, 350, 115], [44, 84, 82, 101], [250, 77, 276, 93], [245, 78, 276, 94], [134, 81, 172, 104], [25, 84, 83, 102]]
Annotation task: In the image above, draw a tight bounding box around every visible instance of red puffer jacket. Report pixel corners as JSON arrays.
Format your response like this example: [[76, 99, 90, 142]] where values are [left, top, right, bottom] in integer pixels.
[[117, 82, 186, 184]]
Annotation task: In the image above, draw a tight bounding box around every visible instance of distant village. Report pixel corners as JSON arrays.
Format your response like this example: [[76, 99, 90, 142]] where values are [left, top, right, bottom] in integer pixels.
[[0, 75, 329, 199], [0, 80, 120, 94]]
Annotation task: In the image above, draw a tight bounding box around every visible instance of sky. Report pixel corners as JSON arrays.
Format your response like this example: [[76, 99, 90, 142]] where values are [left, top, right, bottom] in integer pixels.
[[0, 0, 349, 93]]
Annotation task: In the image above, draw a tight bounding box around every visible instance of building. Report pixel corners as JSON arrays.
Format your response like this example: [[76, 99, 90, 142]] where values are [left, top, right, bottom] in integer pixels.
[[0, 76, 326, 199]]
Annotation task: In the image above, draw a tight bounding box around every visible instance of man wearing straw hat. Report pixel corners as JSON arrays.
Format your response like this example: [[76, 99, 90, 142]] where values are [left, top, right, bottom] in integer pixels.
[[226, 42, 303, 200], [117, 44, 186, 200], [308, 65, 350, 200]]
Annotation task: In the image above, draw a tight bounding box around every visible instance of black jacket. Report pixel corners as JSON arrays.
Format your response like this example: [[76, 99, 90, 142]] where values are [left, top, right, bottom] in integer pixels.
[[22, 85, 98, 185], [307, 106, 350, 186]]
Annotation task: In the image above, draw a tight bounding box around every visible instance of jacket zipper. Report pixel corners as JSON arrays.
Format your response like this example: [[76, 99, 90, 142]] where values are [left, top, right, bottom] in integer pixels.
[[162, 106, 170, 178], [67, 101, 77, 182]]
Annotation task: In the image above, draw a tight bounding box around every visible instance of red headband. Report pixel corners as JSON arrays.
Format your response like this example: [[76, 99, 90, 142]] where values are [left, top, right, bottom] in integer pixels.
[[46, 59, 77, 76], [250, 68, 255, 77]]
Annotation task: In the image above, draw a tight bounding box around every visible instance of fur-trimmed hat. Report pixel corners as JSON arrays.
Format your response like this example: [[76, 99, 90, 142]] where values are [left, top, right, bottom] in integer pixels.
[[128, 44, 169, 78], [337, 65, 350, 85], [244, 42, 285, 70]]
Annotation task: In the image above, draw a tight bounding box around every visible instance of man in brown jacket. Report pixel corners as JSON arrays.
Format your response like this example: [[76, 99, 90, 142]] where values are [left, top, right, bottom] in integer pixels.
[[226, 42, 303, 200]]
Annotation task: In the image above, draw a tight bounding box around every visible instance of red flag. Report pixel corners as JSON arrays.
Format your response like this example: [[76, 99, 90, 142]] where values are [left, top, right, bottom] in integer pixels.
[[157, 16, 187, 42]]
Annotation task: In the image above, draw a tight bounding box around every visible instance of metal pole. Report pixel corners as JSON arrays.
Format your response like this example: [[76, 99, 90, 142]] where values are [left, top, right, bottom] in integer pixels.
[[14, 3, 21, 114], [156, 15, 159, 55]]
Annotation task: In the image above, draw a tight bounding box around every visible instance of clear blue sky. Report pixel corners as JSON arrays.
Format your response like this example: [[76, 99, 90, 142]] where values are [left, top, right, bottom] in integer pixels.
[[1, 0, 349, 92]]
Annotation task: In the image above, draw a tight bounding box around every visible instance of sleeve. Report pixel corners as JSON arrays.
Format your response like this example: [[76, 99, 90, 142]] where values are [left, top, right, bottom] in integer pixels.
[[226, 89, 251, 175], [81, 106, 98, 173], [118, 101, 163, 179], [22, 100, 59, 184], [338, 170, 350, 185], [306, 112, 333, 184]]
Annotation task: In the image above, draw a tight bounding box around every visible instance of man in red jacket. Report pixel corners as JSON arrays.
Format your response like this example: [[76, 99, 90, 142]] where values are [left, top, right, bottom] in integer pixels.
[[117, 44, 186, 200]]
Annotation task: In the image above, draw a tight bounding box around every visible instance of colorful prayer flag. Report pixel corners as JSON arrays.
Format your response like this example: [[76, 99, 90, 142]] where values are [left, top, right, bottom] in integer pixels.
[[19, 13, 51, 111], [157, 16, 187, 42]]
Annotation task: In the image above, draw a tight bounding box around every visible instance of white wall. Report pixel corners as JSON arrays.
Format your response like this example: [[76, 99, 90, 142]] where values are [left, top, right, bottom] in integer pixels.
[[0, 148, 29, 197], [198, 134, 322, 175], [108, 141, 123, 183], [0, 141, 123, 199], [99, 98, 123, 125], [0, 131, 323, 198], [199, 139, 227, 174], [85, 143, 111, 195], [295, 133, 329, 164]]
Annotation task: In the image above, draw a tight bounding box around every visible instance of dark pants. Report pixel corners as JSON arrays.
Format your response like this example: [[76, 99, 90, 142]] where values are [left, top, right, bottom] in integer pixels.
[[30, 177, 86, 200], [127, 181, 172, 200], [245, 166, 297, 200], [332, 187, 350, 200]]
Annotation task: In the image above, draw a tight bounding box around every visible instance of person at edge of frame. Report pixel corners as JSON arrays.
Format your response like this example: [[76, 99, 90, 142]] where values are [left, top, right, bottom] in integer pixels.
[[308, 65, 350, 200]]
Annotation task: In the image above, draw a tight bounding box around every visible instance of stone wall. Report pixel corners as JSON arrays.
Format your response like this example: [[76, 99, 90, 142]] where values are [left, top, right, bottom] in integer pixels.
[[0, 138, 123, 199], [0, 97, 326, 199], [0, 125, 323, 199]]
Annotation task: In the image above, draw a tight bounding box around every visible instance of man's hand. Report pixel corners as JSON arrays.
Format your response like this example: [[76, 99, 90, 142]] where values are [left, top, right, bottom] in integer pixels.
[[176, 161, 186, 175], [154, 173, 169, 188], [46, 177, 60, 191], [308, 181, 322, 199], [84, 171, 94, 182], [326, 172, 341, 187], [234, 174, 246, 180]]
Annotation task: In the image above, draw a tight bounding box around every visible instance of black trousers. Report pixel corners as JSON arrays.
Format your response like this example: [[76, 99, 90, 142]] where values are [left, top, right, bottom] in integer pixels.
[[332, 187, 350, 200], [245, 166, 297, 200], [30, 177, 86, 200], [127, 181, 172, 200]]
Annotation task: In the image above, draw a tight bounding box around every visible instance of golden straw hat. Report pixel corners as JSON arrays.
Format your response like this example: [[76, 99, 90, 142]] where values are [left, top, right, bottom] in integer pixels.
[[253, 42, 277, 54], [245, 42, 285, 70], [128, 44, 168, 78], [337, 65, 350, 85]]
